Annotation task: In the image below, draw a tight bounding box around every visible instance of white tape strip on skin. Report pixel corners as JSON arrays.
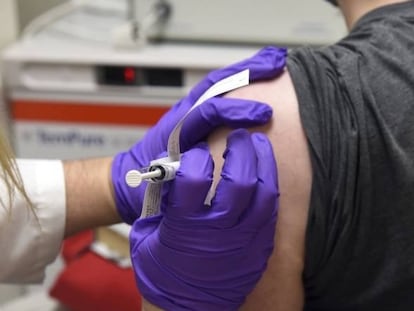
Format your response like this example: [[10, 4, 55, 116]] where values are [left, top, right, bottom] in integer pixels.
[[140, 69, 250, 218], [167, 69, 250, 161], [142, 182, 163, 218]]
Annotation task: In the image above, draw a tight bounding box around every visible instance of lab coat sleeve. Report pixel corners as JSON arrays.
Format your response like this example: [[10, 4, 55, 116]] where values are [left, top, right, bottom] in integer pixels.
[[0, 159, 66, 283]]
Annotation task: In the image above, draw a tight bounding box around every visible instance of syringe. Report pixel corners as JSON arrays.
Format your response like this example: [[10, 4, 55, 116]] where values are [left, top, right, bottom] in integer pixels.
[[125, 160, 180, 188]]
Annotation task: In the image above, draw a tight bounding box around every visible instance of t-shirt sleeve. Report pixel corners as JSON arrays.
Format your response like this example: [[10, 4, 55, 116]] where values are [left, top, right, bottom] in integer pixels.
[[287, 47, 361, 288]]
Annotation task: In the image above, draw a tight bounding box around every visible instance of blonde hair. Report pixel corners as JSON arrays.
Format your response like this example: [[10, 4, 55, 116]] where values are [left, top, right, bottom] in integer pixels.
[[0, 131, 32, 211]]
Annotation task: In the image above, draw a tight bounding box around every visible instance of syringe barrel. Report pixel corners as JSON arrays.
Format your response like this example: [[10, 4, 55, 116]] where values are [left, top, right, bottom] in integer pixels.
[[149, 161, 180, 183]]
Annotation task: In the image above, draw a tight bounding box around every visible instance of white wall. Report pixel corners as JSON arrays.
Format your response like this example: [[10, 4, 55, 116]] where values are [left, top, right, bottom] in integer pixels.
[[0, 0, 18, 50], [0, 0, 18, 142], [15, 0, 67, 32], [0, 0, 66, 49]]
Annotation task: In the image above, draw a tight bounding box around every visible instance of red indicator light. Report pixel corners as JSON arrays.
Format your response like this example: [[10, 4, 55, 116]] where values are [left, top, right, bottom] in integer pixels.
[[124, 67, 135, 83]]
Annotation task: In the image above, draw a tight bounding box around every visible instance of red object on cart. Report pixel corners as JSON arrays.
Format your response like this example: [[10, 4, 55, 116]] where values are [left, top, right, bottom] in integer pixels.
[[50, 231, 141, 311]]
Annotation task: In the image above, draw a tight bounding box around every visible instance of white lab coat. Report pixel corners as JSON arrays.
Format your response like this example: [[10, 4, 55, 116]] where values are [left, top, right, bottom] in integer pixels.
[[0, 159, 66, 283]]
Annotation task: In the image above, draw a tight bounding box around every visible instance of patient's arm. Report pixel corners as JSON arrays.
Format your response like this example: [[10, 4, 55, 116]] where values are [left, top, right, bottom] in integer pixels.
[[141, 70, 312, 311], [209, 70, 312, 311]]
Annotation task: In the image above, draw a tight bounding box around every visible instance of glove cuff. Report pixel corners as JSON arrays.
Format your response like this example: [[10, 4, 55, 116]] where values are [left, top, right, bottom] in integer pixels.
[[111, 151, 144, 224]]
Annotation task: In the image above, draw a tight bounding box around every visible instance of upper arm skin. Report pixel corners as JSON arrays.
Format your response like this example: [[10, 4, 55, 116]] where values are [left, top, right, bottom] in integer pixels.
[[141, 70, 312, 311], [208, 70, 312, 311]]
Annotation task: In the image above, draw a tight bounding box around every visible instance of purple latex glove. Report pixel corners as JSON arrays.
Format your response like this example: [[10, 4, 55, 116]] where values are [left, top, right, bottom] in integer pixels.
[[112, 46, 287, 224], [130, 129, 279, 310]]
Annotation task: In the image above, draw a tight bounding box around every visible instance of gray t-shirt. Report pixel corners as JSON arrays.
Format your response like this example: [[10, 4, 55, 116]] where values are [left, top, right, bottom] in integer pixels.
[[287, 2, 414, 310]]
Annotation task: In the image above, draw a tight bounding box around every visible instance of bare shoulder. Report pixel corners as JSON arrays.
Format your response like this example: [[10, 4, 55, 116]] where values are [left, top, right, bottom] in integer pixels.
[[209, 70, 312, 310]]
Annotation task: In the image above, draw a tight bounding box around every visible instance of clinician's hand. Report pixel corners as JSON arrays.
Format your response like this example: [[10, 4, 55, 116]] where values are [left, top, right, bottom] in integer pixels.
[[112, 46, 287, 224], [130, 129, 279, 311]]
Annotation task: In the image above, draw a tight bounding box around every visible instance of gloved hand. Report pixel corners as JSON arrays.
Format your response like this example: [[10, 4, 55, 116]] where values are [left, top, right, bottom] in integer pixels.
[[112, 46, 287, 224], [130, 129, 279, 311]]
